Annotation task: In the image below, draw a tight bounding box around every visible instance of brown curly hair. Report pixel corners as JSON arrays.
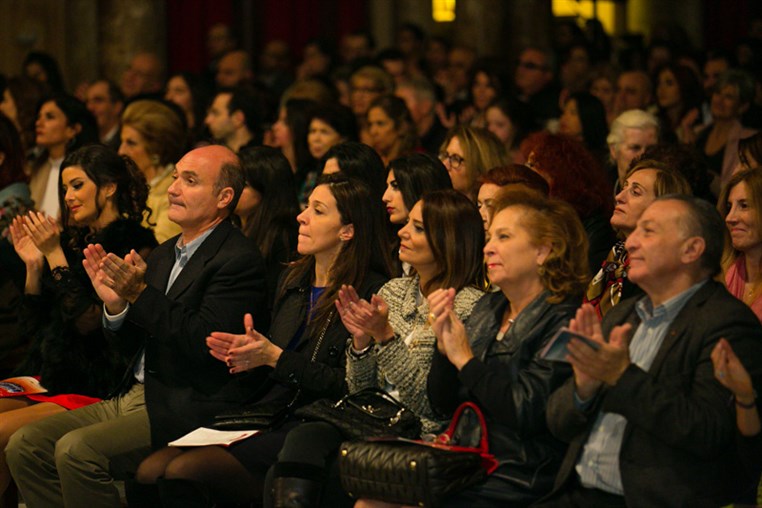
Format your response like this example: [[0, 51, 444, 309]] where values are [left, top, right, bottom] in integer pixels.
[[491, 188, 590, 302], [520, 131, 612, 219]]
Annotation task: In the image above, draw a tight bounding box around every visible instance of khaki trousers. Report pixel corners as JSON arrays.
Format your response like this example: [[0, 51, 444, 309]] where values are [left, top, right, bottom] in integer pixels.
[[5, 383, 151, 508]]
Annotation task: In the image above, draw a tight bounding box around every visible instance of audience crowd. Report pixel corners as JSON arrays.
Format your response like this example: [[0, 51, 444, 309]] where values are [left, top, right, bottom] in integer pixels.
[[1, 15, 762, 507]]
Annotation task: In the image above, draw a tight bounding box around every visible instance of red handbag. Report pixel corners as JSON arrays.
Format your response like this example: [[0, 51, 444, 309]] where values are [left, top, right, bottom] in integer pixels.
[[338, 401, 498, 507]]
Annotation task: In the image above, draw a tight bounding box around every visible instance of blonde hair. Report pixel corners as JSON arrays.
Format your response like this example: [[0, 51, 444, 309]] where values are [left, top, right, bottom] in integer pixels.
[[492, 188, 589, 302], [441, 125, 508, 199], [121, 100, 186, 166]]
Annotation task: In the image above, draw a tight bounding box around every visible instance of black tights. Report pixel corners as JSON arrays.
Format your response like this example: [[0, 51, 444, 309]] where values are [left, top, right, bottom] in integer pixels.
[[133, 445, 263, 505]]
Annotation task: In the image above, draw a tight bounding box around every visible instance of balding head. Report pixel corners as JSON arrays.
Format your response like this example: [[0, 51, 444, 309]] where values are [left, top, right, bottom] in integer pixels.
[[169, 146, 243, 240]]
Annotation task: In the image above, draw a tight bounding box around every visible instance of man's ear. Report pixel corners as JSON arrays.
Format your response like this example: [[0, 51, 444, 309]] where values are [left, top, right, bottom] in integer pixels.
[[681, 236, 706, 265], [217, 186, 234, 210], [339, 224, 354, 242]]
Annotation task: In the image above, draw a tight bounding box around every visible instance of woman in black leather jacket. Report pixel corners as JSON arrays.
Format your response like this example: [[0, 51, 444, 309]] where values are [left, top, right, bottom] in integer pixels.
[[425, 188, 590, 507]]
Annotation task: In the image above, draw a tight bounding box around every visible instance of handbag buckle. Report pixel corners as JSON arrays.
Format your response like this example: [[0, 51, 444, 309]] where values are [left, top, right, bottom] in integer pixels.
[[388, 408, 404, 425], [361, 404, 377, 414]]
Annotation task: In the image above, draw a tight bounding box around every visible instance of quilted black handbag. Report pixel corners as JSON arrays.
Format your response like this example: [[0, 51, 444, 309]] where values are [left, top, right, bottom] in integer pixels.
[[338, 401, 498, 507], [293, 387, 422, 440]]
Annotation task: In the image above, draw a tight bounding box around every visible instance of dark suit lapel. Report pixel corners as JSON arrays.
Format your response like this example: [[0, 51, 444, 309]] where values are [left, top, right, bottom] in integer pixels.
[[166, 221, 232, 300]]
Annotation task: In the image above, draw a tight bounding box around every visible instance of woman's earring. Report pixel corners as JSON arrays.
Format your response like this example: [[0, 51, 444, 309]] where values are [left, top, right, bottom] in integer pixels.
[[150, 154, 160, 166]]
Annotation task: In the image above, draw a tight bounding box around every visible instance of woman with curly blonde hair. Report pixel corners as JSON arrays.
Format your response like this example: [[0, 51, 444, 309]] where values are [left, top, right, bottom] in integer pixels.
[[422, 187, 588, 506]]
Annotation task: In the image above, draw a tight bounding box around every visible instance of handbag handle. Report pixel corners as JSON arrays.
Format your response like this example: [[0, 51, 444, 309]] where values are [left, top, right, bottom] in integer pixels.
[[438, 401, 490, 454]]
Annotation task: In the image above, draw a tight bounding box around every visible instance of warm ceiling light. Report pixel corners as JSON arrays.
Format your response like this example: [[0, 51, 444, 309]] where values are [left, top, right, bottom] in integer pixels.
[[432, 0, 456, 22]]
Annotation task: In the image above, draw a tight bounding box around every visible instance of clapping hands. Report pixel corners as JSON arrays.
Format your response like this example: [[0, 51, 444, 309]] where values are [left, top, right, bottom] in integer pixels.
[[207, 313, 283, 374], [427, 288, 474, 370], [335, 285, 393, 349]]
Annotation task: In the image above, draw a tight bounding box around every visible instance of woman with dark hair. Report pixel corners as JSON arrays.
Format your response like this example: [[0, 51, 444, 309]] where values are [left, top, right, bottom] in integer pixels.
[[522, 132, 615, 273], [1, 144, 156, 505], [485, 97, 534, 163], [29, 94, 98, 217], [120, 99, 187, 242], [0, 75, 46, 152], [366, 95, 417, 166], [236, 146, 300, 306], [271, 98, 317, 188], [268, 189, 485, 507], [126, 175, 392, 508], [382, 153, 452, 226], [423, 190, 587, 507], [23, 51, 65, 94], [164, 72, 212, 146], [383, 154, 452, 275], [320, 141, 387, 203], [476, 163, 550, 229], [299, 103, 357, 206], [559, 91, 609, 155], [466, 64, 504, 127], [439, 125, 508, 201], [654, 63, 704, 143]]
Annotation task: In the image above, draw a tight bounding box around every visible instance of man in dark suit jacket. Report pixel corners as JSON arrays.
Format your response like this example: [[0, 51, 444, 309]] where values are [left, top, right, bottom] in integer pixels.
[[536, 195, 762, 507], [7, 145, 267, 507]]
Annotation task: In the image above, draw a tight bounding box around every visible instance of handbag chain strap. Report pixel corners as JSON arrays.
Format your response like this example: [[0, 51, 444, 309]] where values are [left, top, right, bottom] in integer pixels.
[[310, 310, 334, 362]]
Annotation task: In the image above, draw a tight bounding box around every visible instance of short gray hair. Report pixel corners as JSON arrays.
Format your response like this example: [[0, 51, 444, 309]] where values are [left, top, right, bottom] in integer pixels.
[[607, 109, 660, 148]]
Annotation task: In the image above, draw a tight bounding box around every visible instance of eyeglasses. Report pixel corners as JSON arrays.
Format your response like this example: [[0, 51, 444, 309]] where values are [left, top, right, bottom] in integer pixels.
[[438, 152, 465, 170], [517, 60, 546, 72]]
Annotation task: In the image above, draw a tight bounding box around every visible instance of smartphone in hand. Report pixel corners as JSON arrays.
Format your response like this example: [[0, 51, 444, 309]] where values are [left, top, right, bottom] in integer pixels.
[[540, 327, 601, 363]]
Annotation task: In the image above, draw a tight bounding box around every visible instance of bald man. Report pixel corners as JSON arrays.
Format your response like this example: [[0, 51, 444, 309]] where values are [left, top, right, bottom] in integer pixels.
[[7, 146, 267, 507]]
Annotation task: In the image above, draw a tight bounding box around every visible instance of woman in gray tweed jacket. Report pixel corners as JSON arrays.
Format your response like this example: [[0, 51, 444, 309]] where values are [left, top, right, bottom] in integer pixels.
[[266, 189, 485, 507]]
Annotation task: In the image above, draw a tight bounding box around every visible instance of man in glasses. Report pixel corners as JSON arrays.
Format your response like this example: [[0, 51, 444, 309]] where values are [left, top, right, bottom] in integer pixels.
[[514, 46, 560, 128]]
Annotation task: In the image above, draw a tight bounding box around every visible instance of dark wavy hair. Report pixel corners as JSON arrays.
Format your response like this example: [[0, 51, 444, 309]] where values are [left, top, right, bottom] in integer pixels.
[[284, 174, 393, 334], [419, 189, 485, 294], [58, 145, 151, 231], [238, 146, 300, 260], [387, 153, 452, 212], [32, 94, 99, 175], [521, 132, 612, 218], [320, 141, 386, 202]]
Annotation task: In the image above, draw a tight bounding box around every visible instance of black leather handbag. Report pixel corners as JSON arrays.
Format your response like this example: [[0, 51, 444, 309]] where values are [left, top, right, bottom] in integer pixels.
[[293, 387, 422, 440], [338, 401, 498, 507]]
